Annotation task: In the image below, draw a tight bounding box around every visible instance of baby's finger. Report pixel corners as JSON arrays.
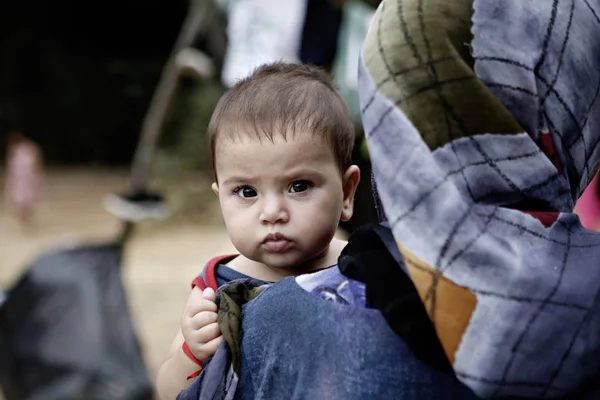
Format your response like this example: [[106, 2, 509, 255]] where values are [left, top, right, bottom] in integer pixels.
[[202, 287, 216, 302], [198, 297, 218, 313], [183, 287, 205, 317], [196, 321, 222, 344], [201, 335, 224, 358], [188, 334, 224, 361], [188, 310, 218, 330], [184, 289, 218, 317]]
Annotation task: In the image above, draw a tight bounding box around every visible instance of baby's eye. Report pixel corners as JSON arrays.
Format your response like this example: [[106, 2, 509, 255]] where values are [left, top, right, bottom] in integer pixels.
[[234, 186, 257, 198], [289, 180, 312, 193]]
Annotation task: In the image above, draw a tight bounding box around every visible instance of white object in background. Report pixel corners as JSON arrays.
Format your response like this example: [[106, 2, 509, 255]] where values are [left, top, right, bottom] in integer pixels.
[[221, 0, 308, 88], [175, 48, 216, 79]]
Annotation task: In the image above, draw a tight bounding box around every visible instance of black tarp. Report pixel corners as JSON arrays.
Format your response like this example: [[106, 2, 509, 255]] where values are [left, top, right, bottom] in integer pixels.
[[0, 242, 153, 400]]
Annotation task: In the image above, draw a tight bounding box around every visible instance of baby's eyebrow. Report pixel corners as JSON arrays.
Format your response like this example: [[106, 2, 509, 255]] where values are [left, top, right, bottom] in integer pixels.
[[220, 176, 254, 186], [280, 169, 324, 179], [220, 168, 325, 186]]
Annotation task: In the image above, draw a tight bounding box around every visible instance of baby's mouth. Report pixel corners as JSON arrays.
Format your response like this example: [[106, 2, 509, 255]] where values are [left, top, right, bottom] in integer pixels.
[[262, 233, 293, 253]]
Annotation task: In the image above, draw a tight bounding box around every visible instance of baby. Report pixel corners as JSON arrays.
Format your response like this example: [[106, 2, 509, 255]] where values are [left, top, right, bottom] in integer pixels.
[[156, 62, 360, 399]]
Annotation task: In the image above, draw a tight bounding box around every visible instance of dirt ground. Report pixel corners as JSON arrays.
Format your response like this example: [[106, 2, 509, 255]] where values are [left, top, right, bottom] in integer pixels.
[[0, 168, 237, 395]]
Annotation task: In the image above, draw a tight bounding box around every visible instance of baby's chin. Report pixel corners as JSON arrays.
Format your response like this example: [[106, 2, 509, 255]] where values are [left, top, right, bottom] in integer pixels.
[[253, 252, 315, 273], [271, 259, 333, 277]]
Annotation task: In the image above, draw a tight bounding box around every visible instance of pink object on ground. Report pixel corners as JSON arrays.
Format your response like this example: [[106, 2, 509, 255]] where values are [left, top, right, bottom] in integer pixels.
[[575, 173, 600, 230]]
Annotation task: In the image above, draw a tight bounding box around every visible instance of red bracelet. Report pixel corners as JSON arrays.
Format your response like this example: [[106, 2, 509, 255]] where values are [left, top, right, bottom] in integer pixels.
[[182, 342, 203, 379]]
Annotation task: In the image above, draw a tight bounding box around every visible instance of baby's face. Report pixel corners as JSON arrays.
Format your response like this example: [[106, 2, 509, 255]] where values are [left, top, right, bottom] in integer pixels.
[[213, 132, 353, 273]]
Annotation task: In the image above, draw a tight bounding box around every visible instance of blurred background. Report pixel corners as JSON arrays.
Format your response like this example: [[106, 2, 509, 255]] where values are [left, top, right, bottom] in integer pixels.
[[0, 0, 382, 398], [0, 0, 224, 383]]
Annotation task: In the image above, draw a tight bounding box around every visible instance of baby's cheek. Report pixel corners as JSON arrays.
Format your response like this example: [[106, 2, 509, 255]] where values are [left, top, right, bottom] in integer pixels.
[[304, 205, 339, 234], [222, 212, 243, 239], [228, 229, 253, 257]]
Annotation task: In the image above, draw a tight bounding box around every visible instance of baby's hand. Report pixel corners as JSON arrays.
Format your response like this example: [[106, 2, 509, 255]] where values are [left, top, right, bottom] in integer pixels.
[[181, 287, 223, 361]]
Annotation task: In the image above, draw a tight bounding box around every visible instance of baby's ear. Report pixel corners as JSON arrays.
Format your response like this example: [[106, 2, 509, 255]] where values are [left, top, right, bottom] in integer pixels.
[[341, 165, 360, 222], [211, 182, 219, 196]]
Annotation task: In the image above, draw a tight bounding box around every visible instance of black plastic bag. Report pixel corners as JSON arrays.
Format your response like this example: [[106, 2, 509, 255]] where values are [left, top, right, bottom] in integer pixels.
[[0, 242, 153, 400]]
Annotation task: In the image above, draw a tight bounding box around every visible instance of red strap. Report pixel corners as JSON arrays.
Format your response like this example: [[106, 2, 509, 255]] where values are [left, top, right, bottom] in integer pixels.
[[182, 341, 202, 366], [520, 210, 559, 228], [182, 341, 203, 380], [187, 369, 201, 379], [191, 276, 208, 291], [191, 254, 238, 292], [539, 130, 563, 173]]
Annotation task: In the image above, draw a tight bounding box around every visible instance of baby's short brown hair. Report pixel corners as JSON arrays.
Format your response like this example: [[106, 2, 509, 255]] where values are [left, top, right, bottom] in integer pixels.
[[207, 62, 355, 176]]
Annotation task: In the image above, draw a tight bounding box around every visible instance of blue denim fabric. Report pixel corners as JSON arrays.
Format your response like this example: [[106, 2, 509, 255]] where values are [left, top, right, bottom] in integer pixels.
[[234, 276, 478, 400]]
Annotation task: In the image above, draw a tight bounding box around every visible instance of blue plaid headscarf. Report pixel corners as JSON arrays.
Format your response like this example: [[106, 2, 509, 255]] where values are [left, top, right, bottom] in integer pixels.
[[360, 0, 600, 397]]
